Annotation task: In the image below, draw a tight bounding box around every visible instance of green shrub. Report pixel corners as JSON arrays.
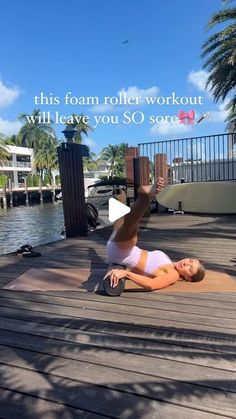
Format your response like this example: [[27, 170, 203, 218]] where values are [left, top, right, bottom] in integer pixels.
[[55, 175, 61, 186], [0, 175, 8, 188], [43, 174, 51, 186], [32, 174, 39, 187], [26, 175, 33, 187], [99, 175, 109, 181]]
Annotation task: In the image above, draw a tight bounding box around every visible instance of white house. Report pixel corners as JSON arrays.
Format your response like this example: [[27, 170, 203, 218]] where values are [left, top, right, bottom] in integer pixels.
[[0, 145, 112, 193], [83, 160, 112, 196], [0, 145, 34, 188]]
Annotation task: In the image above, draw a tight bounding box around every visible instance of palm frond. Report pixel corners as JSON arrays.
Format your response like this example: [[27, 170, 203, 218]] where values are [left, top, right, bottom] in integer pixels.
[[207, 65, 236, 101], [206, 8, 236, 30], [202, 1, 236, 106], [202, 24, 236, 58], [203, 40, 236, 71], [0, 139, 10, 163]]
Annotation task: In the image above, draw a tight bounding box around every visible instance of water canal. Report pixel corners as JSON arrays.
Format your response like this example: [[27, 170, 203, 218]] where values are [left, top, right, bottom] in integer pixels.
[[0, 202, 64, 255]]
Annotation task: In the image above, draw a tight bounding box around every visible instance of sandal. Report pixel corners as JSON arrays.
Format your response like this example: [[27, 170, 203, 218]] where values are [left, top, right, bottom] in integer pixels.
[[16, 244, 41, 257], [22, 250, 41, 258]]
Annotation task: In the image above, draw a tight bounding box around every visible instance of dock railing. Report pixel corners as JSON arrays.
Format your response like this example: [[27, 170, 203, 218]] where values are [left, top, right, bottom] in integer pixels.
[[138, 133, 236, 184]]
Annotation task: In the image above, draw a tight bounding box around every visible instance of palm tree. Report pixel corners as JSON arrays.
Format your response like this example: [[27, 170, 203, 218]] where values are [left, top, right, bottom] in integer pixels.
[[0, 135, 9, 165], [4, 134, 17, 145], [226, 101, 236, 155], [83, 157, 98, 172], [100, 145, 120, 178], [226, 98, 236, 133], [202, 0, 236, 134], [118, 142, 128, 159], [100, 143, 128, 178], [83, 148, 98, 172], [66, 114, 93, 143], [17, 109, 54, 150], [34, 133, 58, 182], [113, 142, 128, 177]]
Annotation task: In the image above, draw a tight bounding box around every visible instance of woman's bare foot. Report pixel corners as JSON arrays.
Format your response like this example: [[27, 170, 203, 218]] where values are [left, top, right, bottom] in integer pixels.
[[138, 177, 165, 198]]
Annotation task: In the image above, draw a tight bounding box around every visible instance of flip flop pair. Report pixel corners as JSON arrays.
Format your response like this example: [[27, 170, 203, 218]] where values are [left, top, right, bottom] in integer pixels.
[[16, 244, 41, 258]]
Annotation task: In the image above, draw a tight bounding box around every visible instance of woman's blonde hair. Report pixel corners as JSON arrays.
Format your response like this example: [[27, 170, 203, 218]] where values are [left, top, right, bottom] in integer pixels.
[[191, 261, 205, 282]]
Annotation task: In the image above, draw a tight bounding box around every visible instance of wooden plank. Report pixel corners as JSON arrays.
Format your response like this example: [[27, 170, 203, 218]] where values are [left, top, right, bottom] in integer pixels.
[[0, 388, 98, 419], [0, 328, 235, 391], [1, 290, 236, 319], [123, 291, 236, 304], [0, 346, 236, 418], [153, 291, 236, 303], [1, 304, 235, 352], [0, 294, 235, 331], [0, 364, 225, 419], [0, 296, 235, 338], [23, 289, 236, 310], [0, 317, 235, 371]]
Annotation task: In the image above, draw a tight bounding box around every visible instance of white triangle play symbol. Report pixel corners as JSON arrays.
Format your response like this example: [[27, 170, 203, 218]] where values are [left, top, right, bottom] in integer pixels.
[[108, 197, 131, 222]]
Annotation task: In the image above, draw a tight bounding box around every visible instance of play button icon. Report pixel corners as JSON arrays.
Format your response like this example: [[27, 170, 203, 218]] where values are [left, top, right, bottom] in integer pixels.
[[108, 197, 131, 222]]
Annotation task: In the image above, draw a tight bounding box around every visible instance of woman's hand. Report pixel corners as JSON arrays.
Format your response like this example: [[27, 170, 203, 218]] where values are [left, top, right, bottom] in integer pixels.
[[104, 269, 127, 288]]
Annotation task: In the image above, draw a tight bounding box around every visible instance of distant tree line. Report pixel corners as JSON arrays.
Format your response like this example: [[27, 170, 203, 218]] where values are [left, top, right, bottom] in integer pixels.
[[0, 110, 128, 185]]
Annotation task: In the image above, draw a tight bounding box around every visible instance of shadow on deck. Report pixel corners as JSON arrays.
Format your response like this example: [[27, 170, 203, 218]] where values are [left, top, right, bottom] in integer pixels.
[[0, 213, 236, 418]]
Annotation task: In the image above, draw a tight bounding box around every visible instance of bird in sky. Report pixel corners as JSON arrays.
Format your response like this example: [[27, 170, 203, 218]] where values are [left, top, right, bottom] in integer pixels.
[[122, 39, 130, 44]]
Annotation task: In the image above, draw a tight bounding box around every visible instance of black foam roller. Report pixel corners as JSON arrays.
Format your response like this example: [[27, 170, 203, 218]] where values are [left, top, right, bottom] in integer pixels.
[[103, 264, 126, 296]]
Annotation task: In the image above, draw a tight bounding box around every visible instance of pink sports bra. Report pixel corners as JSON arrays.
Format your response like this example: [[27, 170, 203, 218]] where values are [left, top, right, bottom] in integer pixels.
[[107, 239, 173, 275], [144, 250, 173, 275]]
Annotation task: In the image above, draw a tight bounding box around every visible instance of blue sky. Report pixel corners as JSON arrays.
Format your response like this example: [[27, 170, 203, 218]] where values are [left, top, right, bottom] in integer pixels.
[[0, 0, 231, 154]]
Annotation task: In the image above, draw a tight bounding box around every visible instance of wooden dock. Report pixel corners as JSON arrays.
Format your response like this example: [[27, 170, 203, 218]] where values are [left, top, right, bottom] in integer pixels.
[[0, 187, 61, 207], [0, 213, 236, 418]]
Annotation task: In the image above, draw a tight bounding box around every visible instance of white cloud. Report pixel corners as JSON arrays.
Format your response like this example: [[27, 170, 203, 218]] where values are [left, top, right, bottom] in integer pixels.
[[0, 117, 21, 136], [188, 71, 232, 124], [150, 121, 192, 136], [0, 80, 21, 108], [83, 137, 96, 149], [187, 70, 212, 95], [118, 85, 159, 105], [218, 99, 230, 111], [206, 100, 230, 123], [90, 85, 159, 113], [208, 109, 228, 123], [90, 103, 114, 114]]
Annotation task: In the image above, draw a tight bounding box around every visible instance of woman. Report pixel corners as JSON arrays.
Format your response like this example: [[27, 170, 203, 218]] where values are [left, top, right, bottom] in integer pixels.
[[105, 177, 205, 291]]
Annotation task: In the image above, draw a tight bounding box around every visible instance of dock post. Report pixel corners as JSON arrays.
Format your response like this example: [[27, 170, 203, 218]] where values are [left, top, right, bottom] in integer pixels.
[[125, 147, 139, 206], [133, 156, 151, 223], [57, 139, 88, 238], [125, 147, 139, 184], [2, 186, 7, 209], [154, 154, 168, 186], [39, 177, 43, 204], [9, 179, 13, 207], [133, 156, 150, 200], [51, 177, 55, 202], [24, 178, 29, 206]]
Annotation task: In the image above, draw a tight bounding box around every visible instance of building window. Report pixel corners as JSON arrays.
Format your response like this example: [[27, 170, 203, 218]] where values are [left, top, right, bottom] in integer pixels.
[[16, 155, 31, 162]]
